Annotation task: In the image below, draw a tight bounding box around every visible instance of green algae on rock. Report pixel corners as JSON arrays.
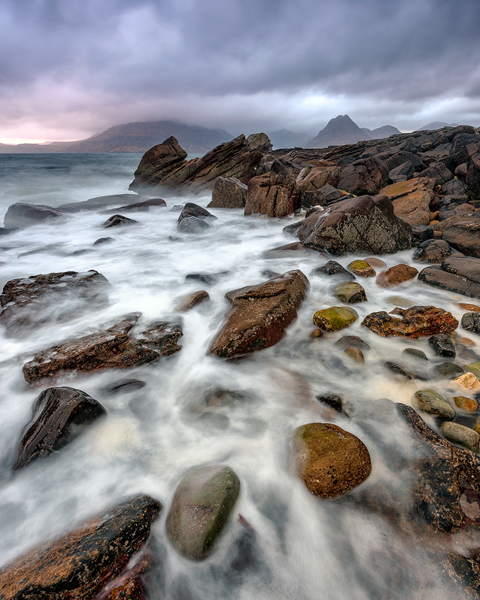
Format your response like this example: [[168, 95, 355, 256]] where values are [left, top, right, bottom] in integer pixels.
[[347, 260, 376, 277], [414, 389, 456, 419], [313, 306, 358, 332], [293, 423, 372, 499]]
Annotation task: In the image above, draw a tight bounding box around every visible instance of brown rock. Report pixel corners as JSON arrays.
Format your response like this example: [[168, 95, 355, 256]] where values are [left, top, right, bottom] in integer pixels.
[[376, 264, 419, 287], [459, 303, 480, 312], [337, 157, 389, 196], [245, 169, 296, 217], [454, 396, 479, 412], [443, 219, 480, 258], [295, 165, 341, 193], [207, 177, 247, 209], [209, 270, 308, 358], [362, 305, 459, 338], [364, 257, 387, 268], [380, 177, 435, 226], [344, 347, 365, 363], [347, 260, 376, 277], [418, 256, 480, 299], [0, 495, 161, 600], [175, 290, 210, 312]]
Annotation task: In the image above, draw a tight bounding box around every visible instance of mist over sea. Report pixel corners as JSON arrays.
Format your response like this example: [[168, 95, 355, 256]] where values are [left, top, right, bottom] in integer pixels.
[[0, 153, 472, 599]]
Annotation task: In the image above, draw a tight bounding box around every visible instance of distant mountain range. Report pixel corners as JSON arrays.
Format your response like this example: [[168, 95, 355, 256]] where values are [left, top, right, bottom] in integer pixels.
[[0, 121, 233, 154], [305, 115, 401, 148], [415, 121, 459, 131]]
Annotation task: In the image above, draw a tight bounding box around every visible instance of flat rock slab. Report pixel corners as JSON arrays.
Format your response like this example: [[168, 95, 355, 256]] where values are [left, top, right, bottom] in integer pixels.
[[0, 494, 161, 600], [418, 256, 480, 299], [380, 177, 435, 226], [209, 270, 308, 359], [362, 305, 459, 338]]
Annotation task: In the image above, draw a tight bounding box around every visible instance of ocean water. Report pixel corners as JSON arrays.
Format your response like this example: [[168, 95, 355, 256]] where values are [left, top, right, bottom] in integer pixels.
[[0, 153, 476, 599]]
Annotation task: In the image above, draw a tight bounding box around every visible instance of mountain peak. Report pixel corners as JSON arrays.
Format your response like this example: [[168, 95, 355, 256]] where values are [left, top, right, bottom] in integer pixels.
[[306, 115, 370, 148]]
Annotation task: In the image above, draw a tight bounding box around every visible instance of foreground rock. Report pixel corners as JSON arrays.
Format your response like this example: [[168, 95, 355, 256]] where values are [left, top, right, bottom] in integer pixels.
[[22, 313, 182, 384], [362, 306, 459, 338], [293, 423, 372, 499], [414, 389, 456, 419], [418, 256, 480, 299], [0, 270, 109, 336], [442, 217, 480, 258], [313, 306, 358, 331], [177, 203, 216, 233], [209, 270, 308, 359], [13, 387, 106, 470], [297, 194, 412, 256], [0, 495, 161, 600], [103, 214, 138, 228], [376, 264, 418, 287], [333, 282, 367, 304], [166, 466, 240, 560], [244, 165, 296, 217], [3, 202, 65, 229], [207, 177, 247, 208], [379, 177, 435, 226]]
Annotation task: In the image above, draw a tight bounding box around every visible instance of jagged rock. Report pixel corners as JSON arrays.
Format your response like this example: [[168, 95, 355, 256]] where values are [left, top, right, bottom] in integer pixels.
[[313, 306, 358, 331], [441, 422, 480, 452], [414, 239, 452, 263], [300, 194, 412, 256], [209, 270, 308, 358], [362, 305, 458, 338], [293, 423, 371, 499], [244, 168, 296, 217], [207, 177, 247, 208], [379, 178, 435, 226], [442, 219, 480, 257], [337, 156, 389, 196], [295, 165, 341, 193], [136, 320, 183, 355], [376, 264, 418, 287], [13, 387, 106, 470], [3, 202, 65, 229], [103, 214, 138, 228], [414, 389, 456, 419], [347, 259, 376, 277], [0, 495, 161, 600], [333, 282, 367, 304], [166, 466, 240, 560], [0, 270, 109, 336], [429, 333, 456, 357], [418, 161, 454, 186], [418, 256, 480, 299], [388, 160, 415, 183], [175, 290, 210, 312], [178, 202, 217, 223], [312, 260, 355, 280], [442, 178, 468, 196], [462, 312, 480, 334]]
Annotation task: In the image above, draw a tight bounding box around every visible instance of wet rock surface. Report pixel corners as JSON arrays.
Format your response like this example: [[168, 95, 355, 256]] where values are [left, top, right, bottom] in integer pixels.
[[313, 306, 358, 331], [3, 202, 66, 229], [103, 214, 138, 228], [418, 256, 480, 299], [174, 290, 210, 312], [313, 260, 355, 280], [462, 312, 480, 335], [362, 305, 459, 338], [380, 177, 435, 226], [333, 281, 367, 304], [376, 264, 418, 287], [414, 389, 456, 419], [207, 176, 247, 209]]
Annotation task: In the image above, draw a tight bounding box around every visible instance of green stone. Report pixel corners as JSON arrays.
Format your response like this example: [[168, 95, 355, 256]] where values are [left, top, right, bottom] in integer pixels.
[[347, 260, 376, 277], [403, 348, 428, 360], [434, 363, 464, 379], [414, 389, 455, 419], [333, 282, 367, 304], [166, 465, 240, 561], [440, 421, 480, 452], [313, 306, 358, 332], [465, 362, 480, 379]]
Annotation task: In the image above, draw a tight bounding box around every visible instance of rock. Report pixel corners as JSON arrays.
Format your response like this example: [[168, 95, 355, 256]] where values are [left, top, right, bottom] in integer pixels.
[[376, 264, 418, 287], [434, 363, 464, 379], [313, 306, 358, 331], [103, 214, 138, 228], [0, 270, 109, 336], [244, 168, 297, 217], [93, 237, 114, 245], [13, 387, 106, 470], [388, 160, 415, 183], [344, 347, 365, 363], [166, 466, 240, 560], [414, 239, 452, 263], [454, 396, 479, 411], [185, 273, 221, 285], [136, 320, 183, 356], [384, 361, 418, 380], [22, 313, 165, 384], [362, 305, 459, 338], [418, 256, 480, 299], [334, 335, 371, 351], [0, 495, 161, 600], [364, 257, 387, 268], [295, 165, 341, 195], [178, 202, 217, 223], [105, 198, 167, 213], [209, 270, 308, 359], [459, 302, 480, 312], [177, 216, 211, 233], [462, 312, 480, 334], [440, 422, 480, 452], [454, 372, 480, 392], [379, 178, 435, 226], [207, 177, 248, 209], [310, 328, 323, 338], [175, 290, 210, 312], [412, 225, 434, 245], [442, 219, 480, 257], [418, 161, 454, 186], [263, 242, 310, 258], [347, 260, 376, 277], [466, 143, 480, 201], [293, 423, 372, 499], [301, 194, 412, 256], [3, 202, 65, 229], [333, 282, 367, 304], [466, 362, 480, 378], [58, 193, 149, 212], [429, 334, 456, 357], [313, 260, 355, 280], [104, 379, 146, 395], [316, 393, 350, 416], [337, 157, 389, 196], [130, 134, 271, 193], [414, 389, 456, 419], [403, 348, 428, 360]]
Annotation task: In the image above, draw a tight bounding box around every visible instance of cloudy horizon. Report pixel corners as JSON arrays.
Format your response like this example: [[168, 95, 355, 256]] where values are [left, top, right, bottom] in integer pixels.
[[1, 0, 480, 144]]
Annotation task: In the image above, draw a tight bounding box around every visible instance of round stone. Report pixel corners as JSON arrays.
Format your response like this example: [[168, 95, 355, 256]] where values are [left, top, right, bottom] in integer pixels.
[[414, 389, 455, 419], [440, 421, 480, 452], [313, 307, 358, 332], [453, 396, 479, 412]]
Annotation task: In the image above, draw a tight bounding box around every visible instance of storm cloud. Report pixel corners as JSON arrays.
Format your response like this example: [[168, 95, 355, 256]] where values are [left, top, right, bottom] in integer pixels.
[[1, 0, 480, 141]]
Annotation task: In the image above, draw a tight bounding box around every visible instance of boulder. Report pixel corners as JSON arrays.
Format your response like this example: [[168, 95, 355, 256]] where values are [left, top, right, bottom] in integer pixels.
[[376, 264, 418, 287], [13, 387, 106, 470], [166, 466, 240, 560], [209, 270, 308, 358], [412, 225, 434, 245], [417, 161, 454, 186], [58, 193, 150, 213], [442, 219, 480, 257], [207, 177, 248, 209], [414, 388, 456, 419], [0, 495, 161, 600], [337, 157, 389, 196], [379, 178, 435, 226], [418, 256, 480, 299], [178, 202, 217, 223], [462, 312, 480, 334], [388, 160, 415, 183], [362, 305, 459, 338], [300, 194, 412, 256], [333, 282, 367, 304], [103, 215, 138, 228], [313, 306, 358, 331], [177, 217, 211, 233], [293, 423, 372, 499], [413, 239, 452, 263], [136, 320, 183, 355], [175, 290, 210, 312], [244, 168, 297, 218], [3, 202, 65, 229], [347, 259, 376, 277], [295, 165, 341, 193]]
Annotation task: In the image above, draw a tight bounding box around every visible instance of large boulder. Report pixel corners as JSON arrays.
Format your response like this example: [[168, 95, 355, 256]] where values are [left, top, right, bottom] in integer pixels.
[[209, 270, 308, 358], [13, 387, 106, 470], [362, 305, 458, 338], [3, 202, 65, 229], [207, 177, 247, 208], [442, 218, 480, 257], [299, 194, 412, 256], [379, 177, 435, 226], [130, 134, 272, 193], [337, 157, 389, 196], [244, 168, 297, 217], [418, 256, 480, 299], [295, 165, 341, 193], [166, 466, 240, 561], [0, 495, 161, 600]]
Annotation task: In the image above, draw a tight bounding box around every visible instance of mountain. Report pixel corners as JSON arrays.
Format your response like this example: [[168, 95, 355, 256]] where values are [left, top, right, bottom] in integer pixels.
[[416, 121, 459, 131], [306, 115, 371, 148], [267, 129, 312, 149], [362, 125, 401, 139], [0, 121, 233, 154]]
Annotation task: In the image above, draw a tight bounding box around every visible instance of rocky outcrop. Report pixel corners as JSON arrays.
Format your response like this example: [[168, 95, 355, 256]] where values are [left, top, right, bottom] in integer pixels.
[[362, 305, 459, 338], [3, 202, 65, 229], [244, 168, 297, 217], [299, 194, 412, 255], [418, 256, 480, 299], [209, 270, 308, 358], [129, 134, 272, 193], [166, 466, 240, 561], [379, 178, 435, 226], [337, 157, 389, 196], [207, 177, 247, 208], [0, 495, 161, 600], [13, 387, 106, 470]]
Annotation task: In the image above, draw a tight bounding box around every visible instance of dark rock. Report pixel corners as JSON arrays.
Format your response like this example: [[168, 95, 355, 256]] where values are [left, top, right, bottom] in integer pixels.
[[208, 177, 248, 209], [105, 198, 167, 213], [450, 133, 480, 165], [136, 320, 183, 356], [178, 202, 217, 223], [442, 219, 480, 258], [13, 387, 106, 470], [434, 362, 464, 379], [313, 260, 355, 280], [3, 202, 65, 229], [177, 216, 211, 233], [103, 214, 138, 228], [337, 156, 389, 196], [384, 361, 418, 380], [185, 273, 220, 285], [466, 143, 480, 201], [455, 163, 468, 180], [334, 335, 371, 351], [282, 219, 304, 237], [429, 333, 456, 357], [175, 290, 210, 312], [244, 168, 297, 218], [104, 379, 147, 395], [388, 160, 415, 183], [376, 264, 418, 287], [0, 495, 161, 600], [414, 389, 456, 419], [209, 270, 308, 359], [418, 161, 454, 186], [442, 178, 467, 196], [403, 348, 428, 360], [263, 242, 309, 259], [462, 312, 480, 335], [413, 239, 452, 263], [316, 393, 351, 416], [418, 256, 480, 299], [261, 269, 281, 279], [93, 237, 114, 246], [362, 305, 459, 338], [58, 193, 149, 213]]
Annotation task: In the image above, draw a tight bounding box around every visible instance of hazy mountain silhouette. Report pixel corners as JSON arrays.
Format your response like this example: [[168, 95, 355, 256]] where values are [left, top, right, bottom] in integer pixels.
[[306, 115, 371, 148]]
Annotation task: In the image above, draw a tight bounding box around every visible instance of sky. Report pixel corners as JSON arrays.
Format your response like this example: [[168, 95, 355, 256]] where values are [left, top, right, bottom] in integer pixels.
[[1, 0, 480, 143]]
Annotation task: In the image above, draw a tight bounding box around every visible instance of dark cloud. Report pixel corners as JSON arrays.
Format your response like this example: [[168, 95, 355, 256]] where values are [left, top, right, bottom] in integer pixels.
[[0, 0, 479, 140]]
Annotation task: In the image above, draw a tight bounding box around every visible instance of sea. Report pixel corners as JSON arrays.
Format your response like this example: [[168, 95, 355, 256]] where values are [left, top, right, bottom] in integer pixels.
[[0, 153, 474, 599]]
